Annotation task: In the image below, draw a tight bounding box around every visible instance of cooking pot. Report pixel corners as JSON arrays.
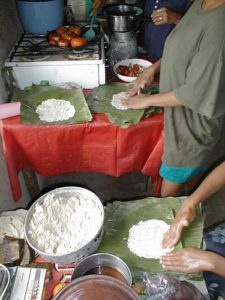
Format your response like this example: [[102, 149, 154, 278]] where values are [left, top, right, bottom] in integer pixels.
[[53, 275, 140, 300], [104, 5, 143, 32], [71, 253, 132, 286]]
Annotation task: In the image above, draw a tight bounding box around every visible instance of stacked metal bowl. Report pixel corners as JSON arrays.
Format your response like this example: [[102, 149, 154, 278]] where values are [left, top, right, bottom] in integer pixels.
[[24, 187, 104, 264]]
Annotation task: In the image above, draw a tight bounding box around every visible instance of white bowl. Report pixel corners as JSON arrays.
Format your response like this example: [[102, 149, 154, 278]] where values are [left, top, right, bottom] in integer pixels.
[[113, 58, 152, 83]]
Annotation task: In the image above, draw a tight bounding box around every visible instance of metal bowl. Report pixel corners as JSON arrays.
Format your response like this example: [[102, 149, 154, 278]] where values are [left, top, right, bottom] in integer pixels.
[[24, 187, 104, 264], [71, 253, 132, 286], [53, 275, 139, 300]]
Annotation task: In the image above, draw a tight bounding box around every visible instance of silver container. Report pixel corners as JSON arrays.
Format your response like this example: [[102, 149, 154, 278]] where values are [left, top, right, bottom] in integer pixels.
[[105, 5, 143, 32], [71, 253, 132, 286], [109, 31, 138, 66], [24, 187, 104, 264]]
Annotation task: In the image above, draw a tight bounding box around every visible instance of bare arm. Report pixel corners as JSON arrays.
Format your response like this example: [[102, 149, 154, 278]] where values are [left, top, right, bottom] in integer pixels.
[[126, 60, 161, 97], [124, 58, 183, 109], [184, 162, 225, 208], [161, 248, 225, 277], [122, 90, 182, 110], [162, 162, 225, 248]]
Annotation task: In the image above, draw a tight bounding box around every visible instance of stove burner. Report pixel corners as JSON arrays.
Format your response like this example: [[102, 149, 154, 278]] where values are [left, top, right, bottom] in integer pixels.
[[22, 55, 50, 62], [67, 53, 99, 60], [20, 39, 47, 55]]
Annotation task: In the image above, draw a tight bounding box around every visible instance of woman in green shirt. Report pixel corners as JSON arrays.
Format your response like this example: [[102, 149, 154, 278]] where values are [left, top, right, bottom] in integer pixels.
[[123, 0, 225, 197]]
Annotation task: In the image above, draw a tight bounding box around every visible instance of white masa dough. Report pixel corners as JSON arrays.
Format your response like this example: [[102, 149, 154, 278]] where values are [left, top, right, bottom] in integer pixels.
[[36, 98, 75, 122], [111, 92, 129, 110], [127, 219, 174, 259], [28, 192, 102, 255]]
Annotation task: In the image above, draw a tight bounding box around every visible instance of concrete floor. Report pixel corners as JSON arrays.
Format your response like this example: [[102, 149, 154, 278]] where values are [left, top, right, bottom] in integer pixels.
[[42, 172, 149, 205]]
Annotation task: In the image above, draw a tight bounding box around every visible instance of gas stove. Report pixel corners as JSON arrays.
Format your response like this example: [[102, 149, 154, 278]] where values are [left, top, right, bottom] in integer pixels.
[[4, 24, 106, 89]]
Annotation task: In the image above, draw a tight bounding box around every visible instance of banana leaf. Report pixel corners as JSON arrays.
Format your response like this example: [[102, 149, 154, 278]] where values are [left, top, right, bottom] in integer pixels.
[[98, 197, 204, 280], [13, 85, 92, 125], [87, 83, 160, 128]]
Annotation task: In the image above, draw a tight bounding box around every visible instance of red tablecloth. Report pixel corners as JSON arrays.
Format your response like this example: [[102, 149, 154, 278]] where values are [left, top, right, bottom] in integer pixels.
[[0, 112, 164, 201]]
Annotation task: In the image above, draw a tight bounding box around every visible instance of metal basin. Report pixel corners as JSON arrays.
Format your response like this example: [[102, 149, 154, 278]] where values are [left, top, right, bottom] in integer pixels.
[[24, 187, 104, 264]]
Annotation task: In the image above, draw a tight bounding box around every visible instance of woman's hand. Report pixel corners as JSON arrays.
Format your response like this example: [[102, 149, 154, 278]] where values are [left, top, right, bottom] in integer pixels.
[[161, 199, 197, 249], [122, 94, 152, 110], [151, 8, 182, 26], [126, 63, 159, 97], [91, 0, 105, 15], [160, 248, 215, 274]]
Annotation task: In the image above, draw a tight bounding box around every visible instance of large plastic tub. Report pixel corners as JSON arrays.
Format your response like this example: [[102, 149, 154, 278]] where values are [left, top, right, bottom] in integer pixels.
[[17, 0, 64, 35]]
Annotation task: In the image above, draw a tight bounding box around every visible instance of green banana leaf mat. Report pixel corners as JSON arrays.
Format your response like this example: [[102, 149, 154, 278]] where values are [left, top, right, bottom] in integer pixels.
[[87, 83, 160, 128], [12, 84, 92, 125], [98, 196, 204, 280]]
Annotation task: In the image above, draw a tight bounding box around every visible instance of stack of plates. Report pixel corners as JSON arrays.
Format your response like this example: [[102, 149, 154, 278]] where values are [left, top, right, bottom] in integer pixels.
[[0, 264, 10, 299], [0, 209, 27, 243]]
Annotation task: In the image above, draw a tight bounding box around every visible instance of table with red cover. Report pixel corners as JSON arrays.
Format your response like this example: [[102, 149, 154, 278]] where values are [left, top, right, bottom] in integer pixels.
[[0, 112, 163, 202]]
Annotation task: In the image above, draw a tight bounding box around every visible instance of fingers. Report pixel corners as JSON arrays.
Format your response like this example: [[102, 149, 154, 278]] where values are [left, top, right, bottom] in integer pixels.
[[126, 88, 139, 97], [151, 8, 177, 25], [151, 8, 167, 25], [151, 8, 182, 25], [121, 94, 149, 109], [161, 231, 180, 249], [160, 259, 186, 272], [161, 205, 196, 249], [160, 248, 208, 274], [160, 249, 189, 273], [126, 81, 145, 97], [161, 220, 186, 249]]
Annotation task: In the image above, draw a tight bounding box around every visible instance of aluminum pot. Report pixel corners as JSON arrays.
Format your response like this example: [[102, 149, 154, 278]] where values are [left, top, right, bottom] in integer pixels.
[[71, 253, 132, 286], [104, 5, 143, 32]]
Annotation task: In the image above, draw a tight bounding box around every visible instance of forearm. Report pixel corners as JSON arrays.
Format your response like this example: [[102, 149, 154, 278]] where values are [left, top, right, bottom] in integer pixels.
[[141, 59, 161, 82], [161, 248, 225, 277], [186, 162, 225, 208], [126, 60, 161, 96], [207, 251, 225, 277], [146, 91, 182, 107], [151, 59, 161, 74]]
